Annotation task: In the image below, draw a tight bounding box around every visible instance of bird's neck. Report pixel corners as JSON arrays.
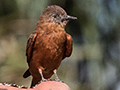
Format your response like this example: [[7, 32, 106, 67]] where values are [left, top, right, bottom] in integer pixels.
[[37, 22, 65, 32]]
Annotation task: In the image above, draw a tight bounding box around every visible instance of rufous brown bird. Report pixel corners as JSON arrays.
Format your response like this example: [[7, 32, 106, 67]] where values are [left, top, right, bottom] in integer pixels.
[[23, 5, 77, 88]]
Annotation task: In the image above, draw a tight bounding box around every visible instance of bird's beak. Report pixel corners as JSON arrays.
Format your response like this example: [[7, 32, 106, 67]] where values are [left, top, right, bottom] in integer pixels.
[[61, 15, 77, 22]]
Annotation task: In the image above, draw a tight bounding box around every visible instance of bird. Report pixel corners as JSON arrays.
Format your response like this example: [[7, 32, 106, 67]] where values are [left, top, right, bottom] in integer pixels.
[[23, 5, 77, 88]]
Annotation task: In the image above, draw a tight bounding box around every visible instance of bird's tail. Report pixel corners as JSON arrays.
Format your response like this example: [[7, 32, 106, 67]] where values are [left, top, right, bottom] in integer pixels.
[[23, 69, 31, 78]]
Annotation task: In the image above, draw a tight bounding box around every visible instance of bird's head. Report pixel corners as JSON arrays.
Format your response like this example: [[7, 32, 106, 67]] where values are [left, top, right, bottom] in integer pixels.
[[38, 5, 77, 28]]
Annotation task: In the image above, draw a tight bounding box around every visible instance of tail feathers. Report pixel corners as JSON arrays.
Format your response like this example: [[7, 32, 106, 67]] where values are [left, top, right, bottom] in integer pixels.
[[30, 78, 42, 88], [23, 69, 31, 78]]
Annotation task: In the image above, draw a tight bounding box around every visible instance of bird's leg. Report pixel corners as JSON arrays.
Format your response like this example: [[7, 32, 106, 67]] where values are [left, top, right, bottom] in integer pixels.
[[38, 69, 47, 81], [53, 69, 60, 81]]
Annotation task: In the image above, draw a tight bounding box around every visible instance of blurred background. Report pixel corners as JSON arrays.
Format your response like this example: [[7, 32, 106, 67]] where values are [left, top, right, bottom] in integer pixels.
[[0, 0, 120, 90]]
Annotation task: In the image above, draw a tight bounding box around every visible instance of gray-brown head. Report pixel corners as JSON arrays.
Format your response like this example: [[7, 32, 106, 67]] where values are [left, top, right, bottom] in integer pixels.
[[37, 5, 77, 28]]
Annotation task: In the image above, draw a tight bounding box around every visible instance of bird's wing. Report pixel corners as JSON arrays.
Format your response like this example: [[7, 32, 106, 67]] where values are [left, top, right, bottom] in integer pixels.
[[26, 32, 37, 63], [63, 33, 73, 59]]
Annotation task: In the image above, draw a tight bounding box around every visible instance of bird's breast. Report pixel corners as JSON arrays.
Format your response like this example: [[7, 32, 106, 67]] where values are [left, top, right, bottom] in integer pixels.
[[32, 31, 66, 70]]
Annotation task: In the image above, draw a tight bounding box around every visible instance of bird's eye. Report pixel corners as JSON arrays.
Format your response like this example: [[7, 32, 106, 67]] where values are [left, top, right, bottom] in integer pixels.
[[52, 14, 57, 18]]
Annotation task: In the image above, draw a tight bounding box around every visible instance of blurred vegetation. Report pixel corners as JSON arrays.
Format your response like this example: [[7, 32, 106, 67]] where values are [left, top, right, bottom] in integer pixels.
[[0, 0, 120, 90]]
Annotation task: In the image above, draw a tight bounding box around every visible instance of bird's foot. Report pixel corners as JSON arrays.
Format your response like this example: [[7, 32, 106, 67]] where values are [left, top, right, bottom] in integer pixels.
[[38, 68, 48, 83], [41, 78, 47, 82], [39, 78, 47, 83], [54, 79, 64, 83], [40, 78, 53, 82], [53, 69, 63, 82], [47, 78, 52, 81], [54, 77, 60, 81]]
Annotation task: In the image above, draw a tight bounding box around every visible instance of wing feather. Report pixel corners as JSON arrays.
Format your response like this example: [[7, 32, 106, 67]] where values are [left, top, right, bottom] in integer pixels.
[[63, 34, 73, 59], [26, 33, 37, 63]]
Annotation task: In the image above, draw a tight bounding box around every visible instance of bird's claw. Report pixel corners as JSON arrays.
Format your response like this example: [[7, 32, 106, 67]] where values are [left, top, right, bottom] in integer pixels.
[[54, 78, 60, 81], [40, 78, 47, 82], [54, 78, 64, 83]]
